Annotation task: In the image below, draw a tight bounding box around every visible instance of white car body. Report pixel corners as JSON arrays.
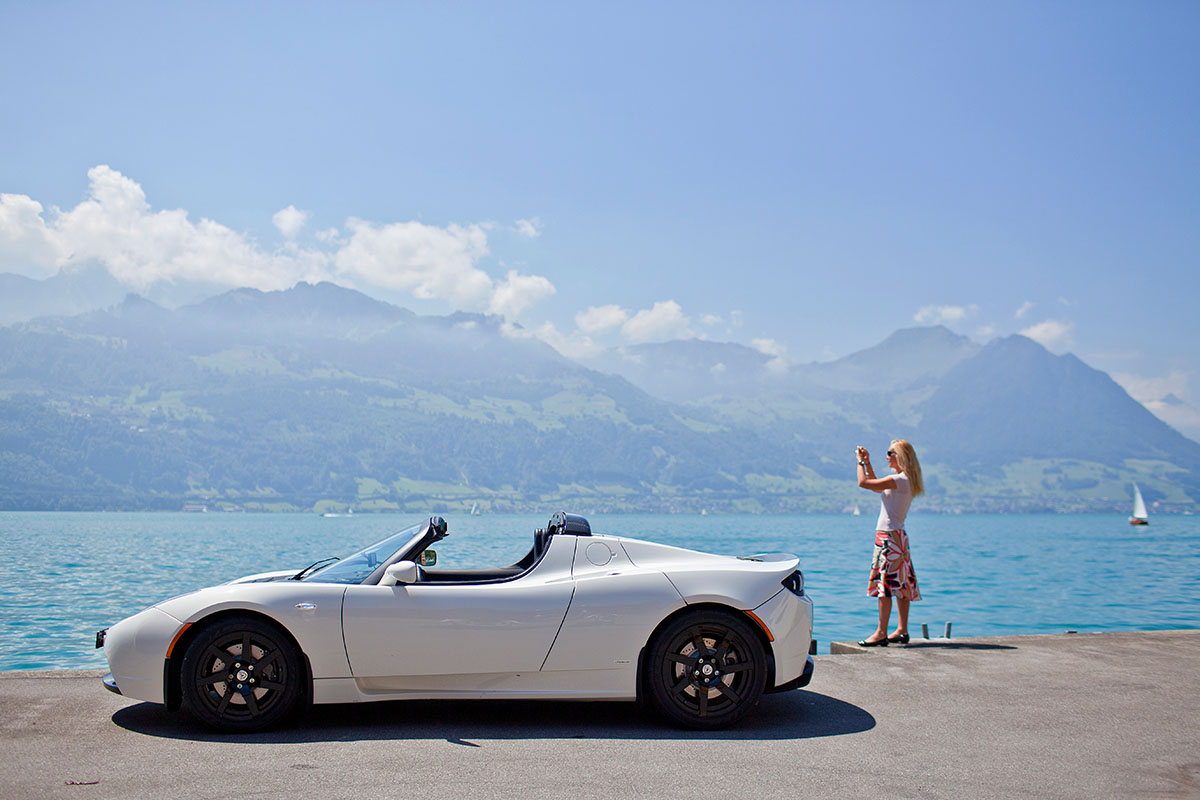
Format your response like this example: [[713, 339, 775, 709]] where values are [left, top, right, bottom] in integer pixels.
[[99, 513, 814, 730]]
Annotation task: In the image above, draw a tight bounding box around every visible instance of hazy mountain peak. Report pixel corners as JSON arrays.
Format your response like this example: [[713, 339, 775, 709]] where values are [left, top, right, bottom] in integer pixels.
[[876, 324, 968, 348], [189, 281, 407, 320], [114, 292, 163, 312], [918, 331, 1200, 470], [0, 266, 130, 325], [805, 325, 980, 393], [585, 338, 775, 403]]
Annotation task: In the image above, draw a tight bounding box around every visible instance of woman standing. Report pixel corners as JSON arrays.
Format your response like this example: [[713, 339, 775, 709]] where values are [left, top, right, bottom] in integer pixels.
[[855, 439, 924, 647]]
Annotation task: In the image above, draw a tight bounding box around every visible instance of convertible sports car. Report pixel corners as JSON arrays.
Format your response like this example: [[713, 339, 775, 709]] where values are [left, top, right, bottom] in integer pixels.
[[97, 512, 814, 730]]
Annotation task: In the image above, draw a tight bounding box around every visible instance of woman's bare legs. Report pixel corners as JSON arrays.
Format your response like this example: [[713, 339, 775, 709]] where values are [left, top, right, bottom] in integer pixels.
[[863, 595, 892, 643], [893, 598, 910, 638]]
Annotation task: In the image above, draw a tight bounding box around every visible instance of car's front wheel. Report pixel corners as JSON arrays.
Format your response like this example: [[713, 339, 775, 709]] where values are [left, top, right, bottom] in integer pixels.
[[646, 608, 768, 729], [180, 616, 302, 732]]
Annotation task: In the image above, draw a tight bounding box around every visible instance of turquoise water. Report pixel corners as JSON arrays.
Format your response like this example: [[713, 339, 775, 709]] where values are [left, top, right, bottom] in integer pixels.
[[1, 511, 1197, 670]]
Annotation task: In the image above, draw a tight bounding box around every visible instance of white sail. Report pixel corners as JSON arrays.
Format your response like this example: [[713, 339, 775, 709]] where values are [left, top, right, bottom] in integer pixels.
[[1132, 483, 1148, 520]]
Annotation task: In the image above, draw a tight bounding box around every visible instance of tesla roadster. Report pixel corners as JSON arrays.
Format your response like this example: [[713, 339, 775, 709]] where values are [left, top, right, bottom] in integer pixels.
[[97, 512, 814, 730]]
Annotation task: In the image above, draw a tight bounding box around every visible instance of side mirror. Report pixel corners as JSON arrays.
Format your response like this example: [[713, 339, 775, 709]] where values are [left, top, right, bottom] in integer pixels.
[[418, 549, 437, 566], [380, 561, 421, 586]]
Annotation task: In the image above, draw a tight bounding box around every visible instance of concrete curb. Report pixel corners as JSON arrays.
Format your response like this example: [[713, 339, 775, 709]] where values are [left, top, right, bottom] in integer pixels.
[[829, 628, 1195, 654]]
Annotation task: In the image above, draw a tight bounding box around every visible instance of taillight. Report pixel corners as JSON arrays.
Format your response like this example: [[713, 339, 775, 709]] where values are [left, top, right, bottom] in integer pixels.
[[782, 570, 805, 596]]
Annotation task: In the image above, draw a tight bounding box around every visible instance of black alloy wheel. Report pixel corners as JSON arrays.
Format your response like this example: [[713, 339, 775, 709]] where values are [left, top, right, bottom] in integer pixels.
[[646, 608, 768, 729], [180, 616, 302, 732]]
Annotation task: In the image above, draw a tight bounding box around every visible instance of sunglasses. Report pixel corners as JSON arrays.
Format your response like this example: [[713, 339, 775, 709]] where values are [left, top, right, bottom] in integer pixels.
[[886, 450, 897, 457]]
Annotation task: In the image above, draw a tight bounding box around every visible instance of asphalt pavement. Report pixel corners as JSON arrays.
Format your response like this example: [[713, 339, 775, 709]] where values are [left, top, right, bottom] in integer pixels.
[[2, 629, 1197, 799]]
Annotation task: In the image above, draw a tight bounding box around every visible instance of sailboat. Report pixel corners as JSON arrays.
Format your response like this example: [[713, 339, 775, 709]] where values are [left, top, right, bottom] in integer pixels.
[[1129, 483, 1149, 526]]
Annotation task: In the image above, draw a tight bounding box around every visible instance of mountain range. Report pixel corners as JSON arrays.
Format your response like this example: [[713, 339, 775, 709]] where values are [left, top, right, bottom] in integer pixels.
[[1, 278, 1198, 514]]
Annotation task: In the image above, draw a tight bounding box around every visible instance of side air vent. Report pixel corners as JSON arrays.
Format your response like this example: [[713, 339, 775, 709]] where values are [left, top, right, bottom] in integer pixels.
[[782, 570, 805, 596]]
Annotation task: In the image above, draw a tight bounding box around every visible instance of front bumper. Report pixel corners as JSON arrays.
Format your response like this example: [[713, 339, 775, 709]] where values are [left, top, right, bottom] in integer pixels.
[[101, 672, 122, 695]]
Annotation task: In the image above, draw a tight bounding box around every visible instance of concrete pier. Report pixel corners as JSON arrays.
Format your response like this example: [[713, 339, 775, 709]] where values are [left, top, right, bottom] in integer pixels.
[[2, 629, 1197, 799]]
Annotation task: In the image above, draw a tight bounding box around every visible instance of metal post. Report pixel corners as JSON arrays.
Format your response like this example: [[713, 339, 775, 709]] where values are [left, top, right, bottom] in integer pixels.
[[921, 623, 929, 639], [944, 622, 952, 639]]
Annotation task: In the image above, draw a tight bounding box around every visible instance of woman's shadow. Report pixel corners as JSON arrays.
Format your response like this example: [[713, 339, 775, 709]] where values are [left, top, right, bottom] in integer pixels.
[[112, 689, 875, 744]]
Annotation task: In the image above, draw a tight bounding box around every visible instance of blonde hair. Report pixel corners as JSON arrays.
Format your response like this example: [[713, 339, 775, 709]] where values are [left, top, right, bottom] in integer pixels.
[[890, 439, 924, 496]]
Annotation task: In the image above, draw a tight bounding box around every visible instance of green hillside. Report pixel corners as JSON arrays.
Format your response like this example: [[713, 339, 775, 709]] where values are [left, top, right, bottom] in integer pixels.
[[1, 283, 1197, 514]]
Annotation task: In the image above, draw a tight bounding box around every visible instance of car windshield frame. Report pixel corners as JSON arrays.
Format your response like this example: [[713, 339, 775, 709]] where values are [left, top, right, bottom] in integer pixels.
[[299, 521, 427, 585]]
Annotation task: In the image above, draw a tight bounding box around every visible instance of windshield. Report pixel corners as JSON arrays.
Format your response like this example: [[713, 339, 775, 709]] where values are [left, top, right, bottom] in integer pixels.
[[300, 522, 426, 584]]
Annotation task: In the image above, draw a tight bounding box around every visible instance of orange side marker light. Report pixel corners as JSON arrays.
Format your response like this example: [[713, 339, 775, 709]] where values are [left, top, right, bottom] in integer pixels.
[[165, 623, 193, 658], [743, 610, 774, 642]]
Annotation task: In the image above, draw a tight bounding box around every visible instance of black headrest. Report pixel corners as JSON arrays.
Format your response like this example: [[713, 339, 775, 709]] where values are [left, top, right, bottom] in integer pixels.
[[548, 512, 591, 537]]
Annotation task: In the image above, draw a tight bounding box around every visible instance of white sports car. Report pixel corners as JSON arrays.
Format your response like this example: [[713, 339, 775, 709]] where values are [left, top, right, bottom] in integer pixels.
[[97, 512, 814, 730]]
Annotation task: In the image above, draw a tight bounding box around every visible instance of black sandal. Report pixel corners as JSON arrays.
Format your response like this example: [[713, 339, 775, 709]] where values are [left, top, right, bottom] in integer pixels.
[[887, 632, 910, 644], [857, 637, 889, 647]]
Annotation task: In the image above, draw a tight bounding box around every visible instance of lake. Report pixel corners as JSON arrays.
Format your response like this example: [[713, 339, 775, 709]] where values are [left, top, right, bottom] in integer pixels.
[[1, 511, 1197, 670]]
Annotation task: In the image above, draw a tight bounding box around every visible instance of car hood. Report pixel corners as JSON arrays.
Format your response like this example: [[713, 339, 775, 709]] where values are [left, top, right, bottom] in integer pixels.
[[224, 569, 300, 585]]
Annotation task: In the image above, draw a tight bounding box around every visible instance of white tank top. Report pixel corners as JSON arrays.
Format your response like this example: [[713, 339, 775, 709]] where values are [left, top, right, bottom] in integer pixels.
[[876, 472, 912, 531]]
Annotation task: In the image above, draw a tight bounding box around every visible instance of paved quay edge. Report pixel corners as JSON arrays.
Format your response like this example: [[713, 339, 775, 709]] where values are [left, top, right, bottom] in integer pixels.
[[827, 627, 1197, 654]]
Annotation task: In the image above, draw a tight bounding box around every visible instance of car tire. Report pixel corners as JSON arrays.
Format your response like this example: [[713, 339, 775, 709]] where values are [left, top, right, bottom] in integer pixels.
[[180, 616, 302, 732], [645, 608, 768, 729]]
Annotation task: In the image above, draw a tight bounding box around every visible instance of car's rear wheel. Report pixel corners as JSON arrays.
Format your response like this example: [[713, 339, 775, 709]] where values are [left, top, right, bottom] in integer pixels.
[[180, 616, 302, 732], [646, 608, 768, 729]]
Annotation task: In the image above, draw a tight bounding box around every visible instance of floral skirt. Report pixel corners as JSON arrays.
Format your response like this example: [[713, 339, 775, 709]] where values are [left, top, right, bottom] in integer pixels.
[[868, 529, 921, 601]]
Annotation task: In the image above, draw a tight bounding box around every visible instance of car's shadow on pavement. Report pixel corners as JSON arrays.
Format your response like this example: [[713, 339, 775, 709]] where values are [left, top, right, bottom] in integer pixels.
[[111, 689, 874, 743]]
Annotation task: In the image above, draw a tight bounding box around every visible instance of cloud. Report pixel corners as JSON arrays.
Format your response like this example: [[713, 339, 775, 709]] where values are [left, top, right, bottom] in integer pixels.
[[752, 338, 790, 374], [1015, 301, 1034, 319], [334, 218, 493, 306], [489, 269, 556, 318], [751, 337, 786, 358], [52, 166, 324, 290], [1113, 370, 1200, 441], [621, 300, 692, 343], [1019, 319, 1074, 352], [272, 205, 308, 238], [914, 304, 979, 325], [509, 320, 604, 360], [0, 193, 66, 273], [576, 304, 629, 334], [514, 218, 542, 238], [573, 300, 696, 343], [0, 166, 558, 320], [336, 220, 553, 319], [1112, 370, 1190, 406], [700, 313, 722, 326]]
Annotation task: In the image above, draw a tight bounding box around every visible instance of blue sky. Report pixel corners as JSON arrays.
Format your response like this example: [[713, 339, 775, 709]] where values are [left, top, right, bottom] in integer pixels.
[[2, 2, 1198, 437]]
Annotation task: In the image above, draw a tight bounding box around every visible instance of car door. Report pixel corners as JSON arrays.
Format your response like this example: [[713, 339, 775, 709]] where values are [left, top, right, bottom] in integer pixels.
[[340, 538, 576, 680]]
